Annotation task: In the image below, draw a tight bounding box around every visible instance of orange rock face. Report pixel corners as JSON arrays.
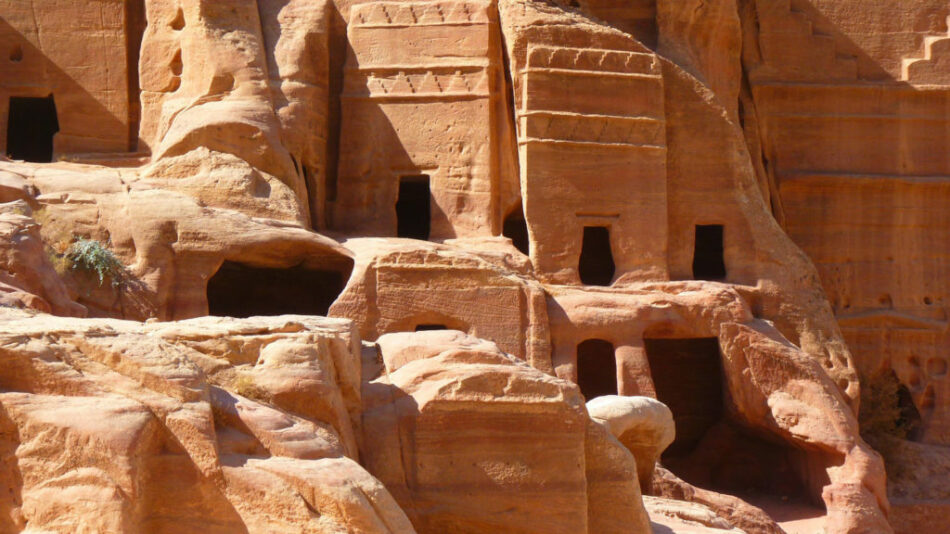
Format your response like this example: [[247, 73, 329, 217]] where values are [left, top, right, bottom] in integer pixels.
[[362, 330, 651, 533], [0, 311, 414, 533], [0, 0, 947, 532]]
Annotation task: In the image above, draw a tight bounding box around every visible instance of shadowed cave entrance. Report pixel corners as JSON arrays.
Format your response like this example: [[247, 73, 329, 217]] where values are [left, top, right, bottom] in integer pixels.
[[6, 96, 59, 163], [645, 337, 818, 507], [579, 226, 615, 286], [207, 262, 345, 318], [396, 175, 431, 240], [577, 339, 618, 400]]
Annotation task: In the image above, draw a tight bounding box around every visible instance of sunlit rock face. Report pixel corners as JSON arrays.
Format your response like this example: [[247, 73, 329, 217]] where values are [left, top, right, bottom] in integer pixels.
[[2, 0, 949, 532]]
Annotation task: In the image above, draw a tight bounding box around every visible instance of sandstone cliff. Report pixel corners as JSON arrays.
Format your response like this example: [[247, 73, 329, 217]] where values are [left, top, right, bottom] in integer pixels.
[[1, 0, 948, 532]]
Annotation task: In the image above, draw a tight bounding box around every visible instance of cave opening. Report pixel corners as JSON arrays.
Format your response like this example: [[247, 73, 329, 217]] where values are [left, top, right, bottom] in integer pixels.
[[576, 339, 617, 400], [579, 226, 615, 286], [207, 262, 345, 318], [692, 225, 726, 280], [6, 95, 59, 163], [646, 338, 723, 456], [503, 204, 530, 255], [396, 175, 431, 240], [646, 337, 818, 507]]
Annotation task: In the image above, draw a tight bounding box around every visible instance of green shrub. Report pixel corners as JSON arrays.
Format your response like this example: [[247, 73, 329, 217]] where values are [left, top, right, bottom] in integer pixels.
[[67, 238, 124, 287]]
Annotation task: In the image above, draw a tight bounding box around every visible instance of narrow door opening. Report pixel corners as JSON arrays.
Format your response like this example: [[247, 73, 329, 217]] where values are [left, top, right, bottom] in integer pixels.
[[646, 338, 723, 456], [692, 225, 726, 280], [503, 204, 530, 255], [207, 262, 345, 318], [576, 339, 617, 400], [579, 226, 615, 286], [6, 96, 59, 163], [396, 175, 430, 240]]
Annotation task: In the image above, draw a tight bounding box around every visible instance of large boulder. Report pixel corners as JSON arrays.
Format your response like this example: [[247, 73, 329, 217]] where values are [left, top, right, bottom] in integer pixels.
[[361, 330, 651, 534], [587, 394, 675, 491], [0, 310, 414, 533]]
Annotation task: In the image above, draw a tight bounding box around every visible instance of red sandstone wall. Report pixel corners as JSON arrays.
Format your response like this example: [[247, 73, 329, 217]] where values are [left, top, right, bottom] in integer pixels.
[[0, 0, 137, 156], [746, 0, 950, 445]]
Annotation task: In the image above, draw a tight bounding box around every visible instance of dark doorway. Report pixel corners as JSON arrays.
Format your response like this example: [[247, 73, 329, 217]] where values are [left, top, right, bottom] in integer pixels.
[[207, 262, 345, 318], [503, 204, 530, 255], [577, 339, 617, 400], [415, 324, 447, 332], [579, 226, 615, 286], [692, 225, 726, 280], [396, 175, 431, 240], [645, 337, 723, 456], [6, 96, 59, 162]]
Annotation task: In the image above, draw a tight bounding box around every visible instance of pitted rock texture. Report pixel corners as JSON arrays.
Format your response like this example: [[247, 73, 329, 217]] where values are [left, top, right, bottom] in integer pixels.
[[0, 310, 414, 533], [2, 0, 948, 532]]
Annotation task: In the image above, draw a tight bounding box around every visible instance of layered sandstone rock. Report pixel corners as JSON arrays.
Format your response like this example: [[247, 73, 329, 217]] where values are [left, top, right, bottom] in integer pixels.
[[719, 321, 891, 533], [588, 394, 675, 492], [0, 200, 83, 316], [875, 436, 950, 533], [329, 237, 551, 368], [1, 0, 945, 532], [652, 466, 786, 534], [334, 0, 520, 239], [738, 0, 950, 449], [0, 310, 413, 533], [644, 496, 746, 534], [360, 330, 651, 533], [0, 1, 142, 155], [0, 159, 353, 321], [138, 0, 313, 226]]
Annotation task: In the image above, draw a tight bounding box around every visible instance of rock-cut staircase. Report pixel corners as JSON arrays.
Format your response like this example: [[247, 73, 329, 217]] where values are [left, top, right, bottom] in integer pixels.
[[901, 16, 950, 84], [757, 0, 859, 81]]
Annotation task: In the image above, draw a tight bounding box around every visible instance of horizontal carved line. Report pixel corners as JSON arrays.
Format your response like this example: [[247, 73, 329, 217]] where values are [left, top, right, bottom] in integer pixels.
[[519, 138, 666, 150], [522, 67, 663, 80], [518, 110, 664, 122], [763, 111, 948, 121], [341, 92, 490, 101], [345, 63, 490, 72], [350, 21, 491, 28], [778, 171, 950, 186]]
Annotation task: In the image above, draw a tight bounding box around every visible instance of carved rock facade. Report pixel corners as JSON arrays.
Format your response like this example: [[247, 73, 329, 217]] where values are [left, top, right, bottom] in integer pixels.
[[1, 0, 948, 532]]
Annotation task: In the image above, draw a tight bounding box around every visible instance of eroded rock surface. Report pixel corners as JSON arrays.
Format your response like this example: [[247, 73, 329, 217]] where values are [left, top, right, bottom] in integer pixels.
[[0, 310, 413, 533], [1, 0, 946, 532], [361, 330, 652, 533], [588, 394, 675, 492]]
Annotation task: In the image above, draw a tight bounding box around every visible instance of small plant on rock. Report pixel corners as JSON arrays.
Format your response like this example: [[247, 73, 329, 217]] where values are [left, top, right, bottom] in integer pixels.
[[67, 238, 125, 287]]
